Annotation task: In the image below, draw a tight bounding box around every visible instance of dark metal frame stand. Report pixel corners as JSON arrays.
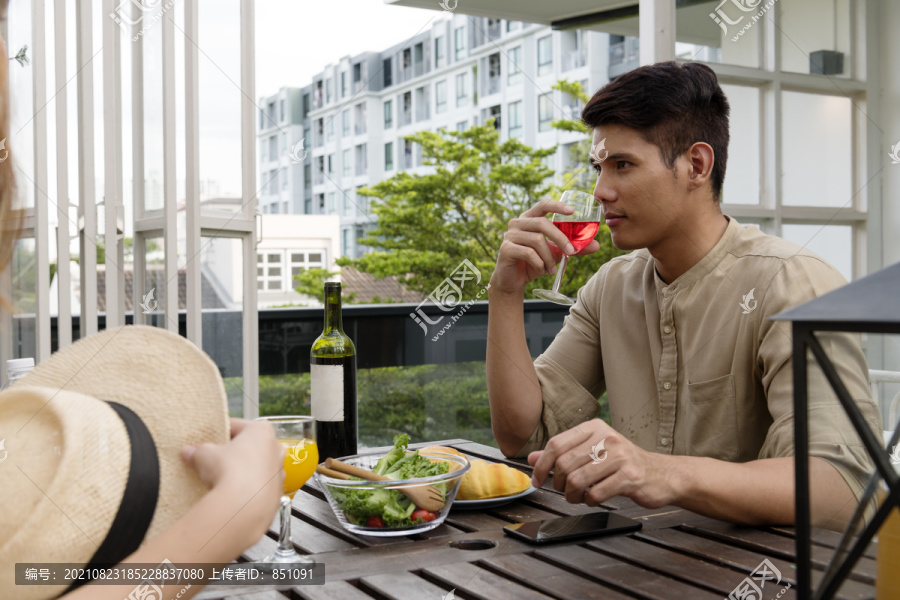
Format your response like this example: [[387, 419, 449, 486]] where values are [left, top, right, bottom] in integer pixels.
[[774, 263, 900, 600]]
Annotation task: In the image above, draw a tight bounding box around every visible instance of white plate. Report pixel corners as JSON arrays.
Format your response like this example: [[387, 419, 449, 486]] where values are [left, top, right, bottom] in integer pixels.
[[451, 486, 537, 510]]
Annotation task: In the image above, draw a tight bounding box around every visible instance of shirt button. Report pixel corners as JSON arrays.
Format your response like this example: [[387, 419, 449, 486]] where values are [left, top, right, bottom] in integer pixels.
[[661, 437, 669, 446], [663, 326, 672, 334], [663, 382, 672, 390]]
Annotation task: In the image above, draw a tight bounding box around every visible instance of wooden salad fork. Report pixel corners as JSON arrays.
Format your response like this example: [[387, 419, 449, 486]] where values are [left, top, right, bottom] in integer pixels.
[[323, 458, 445, 511]]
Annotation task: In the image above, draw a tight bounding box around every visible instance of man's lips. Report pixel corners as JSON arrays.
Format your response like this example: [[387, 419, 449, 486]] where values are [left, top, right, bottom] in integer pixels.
[[604, 213, 626, 226]]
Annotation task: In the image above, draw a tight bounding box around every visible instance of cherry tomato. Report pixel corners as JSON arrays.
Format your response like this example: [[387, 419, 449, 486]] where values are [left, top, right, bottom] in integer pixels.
[[412, 509, 438, 523], [365, 515, 385, 528]]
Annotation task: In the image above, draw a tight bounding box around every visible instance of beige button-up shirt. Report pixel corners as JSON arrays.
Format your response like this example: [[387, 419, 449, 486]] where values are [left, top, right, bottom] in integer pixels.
[[519, 217, 881, 499]]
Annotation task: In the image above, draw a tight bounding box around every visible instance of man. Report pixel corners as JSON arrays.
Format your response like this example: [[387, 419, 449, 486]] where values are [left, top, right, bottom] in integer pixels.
[[486, 61, 881, 528]]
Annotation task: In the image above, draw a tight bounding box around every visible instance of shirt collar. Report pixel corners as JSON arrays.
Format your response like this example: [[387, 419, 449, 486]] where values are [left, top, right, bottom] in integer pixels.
[[654, 215, 740, 295]]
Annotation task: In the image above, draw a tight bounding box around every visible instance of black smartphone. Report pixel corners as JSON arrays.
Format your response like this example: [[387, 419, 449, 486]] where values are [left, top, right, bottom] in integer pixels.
[[503, 511, 641, 544]]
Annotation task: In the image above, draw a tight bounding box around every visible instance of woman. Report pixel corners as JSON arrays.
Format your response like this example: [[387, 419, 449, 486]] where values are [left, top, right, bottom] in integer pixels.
[[0, 4, 285, 599]]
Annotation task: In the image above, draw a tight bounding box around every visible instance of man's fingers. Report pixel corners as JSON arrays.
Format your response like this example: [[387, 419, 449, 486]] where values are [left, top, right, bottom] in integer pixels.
[[531, 427, 592, 489], [504, 229, 560, 273], [508, 216, 576, 257], [520, 198, 576, 219], [575, 239, 601, 256]]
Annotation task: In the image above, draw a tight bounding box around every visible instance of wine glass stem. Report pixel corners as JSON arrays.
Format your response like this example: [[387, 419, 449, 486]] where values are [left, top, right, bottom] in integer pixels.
[[277, 495, 293, 552], [551, 254, 569, 293]]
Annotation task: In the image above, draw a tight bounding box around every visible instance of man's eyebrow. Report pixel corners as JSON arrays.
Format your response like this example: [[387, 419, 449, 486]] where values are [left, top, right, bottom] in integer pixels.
[[590, 152, 638, 164]]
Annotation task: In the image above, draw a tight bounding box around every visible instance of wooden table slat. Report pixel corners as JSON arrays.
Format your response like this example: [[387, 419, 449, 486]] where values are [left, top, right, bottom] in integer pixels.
[[634, 527, 875, 600], [585, 535, 798, 600], [294, 580, 375, 600], [536, 544, 724, 600], [423, 561, 557, 600], [358, 571, 454, 599], [682, 521, 878, 584], [482, 552, 637, 600], [768, 525, 879, 560]]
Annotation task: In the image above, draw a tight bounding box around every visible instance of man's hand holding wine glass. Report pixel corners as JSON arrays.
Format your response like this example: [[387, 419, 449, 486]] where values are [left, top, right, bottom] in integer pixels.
[[490, 196, 601, 299]]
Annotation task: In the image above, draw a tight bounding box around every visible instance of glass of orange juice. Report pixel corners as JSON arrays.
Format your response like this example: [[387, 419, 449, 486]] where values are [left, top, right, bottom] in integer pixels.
[[256, 415, 318, 566]]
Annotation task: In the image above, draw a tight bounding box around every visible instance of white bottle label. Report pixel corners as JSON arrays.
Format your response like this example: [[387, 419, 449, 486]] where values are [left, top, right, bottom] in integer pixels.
[[311, 364, 344, 422]]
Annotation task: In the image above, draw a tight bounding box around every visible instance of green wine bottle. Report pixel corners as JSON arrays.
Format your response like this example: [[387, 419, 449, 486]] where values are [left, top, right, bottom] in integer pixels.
[[310, 282, 358, 459]]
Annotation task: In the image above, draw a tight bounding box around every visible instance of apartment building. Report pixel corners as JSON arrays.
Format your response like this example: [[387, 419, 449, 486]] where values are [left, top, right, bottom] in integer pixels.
[[257, 16, 639, 261]]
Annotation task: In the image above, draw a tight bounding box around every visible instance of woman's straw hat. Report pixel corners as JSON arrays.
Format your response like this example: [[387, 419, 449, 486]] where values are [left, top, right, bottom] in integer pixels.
[[0, 325, 229, 599]]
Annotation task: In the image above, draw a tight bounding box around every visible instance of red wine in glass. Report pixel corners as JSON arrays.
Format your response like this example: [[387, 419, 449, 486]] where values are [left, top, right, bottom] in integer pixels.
[[533, 191, 602, 305], [555, 221, 601, 254]]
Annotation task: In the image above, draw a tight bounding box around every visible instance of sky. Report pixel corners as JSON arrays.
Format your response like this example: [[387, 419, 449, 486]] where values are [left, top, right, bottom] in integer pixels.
[[255, 0, 445, 99]]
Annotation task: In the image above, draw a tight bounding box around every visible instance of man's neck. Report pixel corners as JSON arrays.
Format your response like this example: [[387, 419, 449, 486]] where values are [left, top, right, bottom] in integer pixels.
[[651, 209, 729, 285]]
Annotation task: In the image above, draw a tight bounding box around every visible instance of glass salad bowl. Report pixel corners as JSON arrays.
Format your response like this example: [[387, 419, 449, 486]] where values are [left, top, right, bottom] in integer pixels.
[[315, 449, 470, 537]]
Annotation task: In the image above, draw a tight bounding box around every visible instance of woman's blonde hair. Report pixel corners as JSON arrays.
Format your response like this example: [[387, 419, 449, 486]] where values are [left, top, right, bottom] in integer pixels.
[[0, 7, 23, 309]]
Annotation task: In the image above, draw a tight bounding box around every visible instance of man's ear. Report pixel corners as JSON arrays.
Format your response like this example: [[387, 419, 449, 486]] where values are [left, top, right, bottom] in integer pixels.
[[685, 142, 714, 193]]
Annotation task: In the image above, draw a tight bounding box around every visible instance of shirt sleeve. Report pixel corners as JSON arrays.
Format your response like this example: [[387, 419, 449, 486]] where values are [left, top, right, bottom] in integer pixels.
[[756, 256, 883, 503], [512, 271, 607, 458]]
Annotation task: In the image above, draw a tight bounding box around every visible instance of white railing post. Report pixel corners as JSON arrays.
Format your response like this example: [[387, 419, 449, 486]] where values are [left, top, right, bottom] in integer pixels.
[[77, 0, 98, 338], [32, 0, 50, 362]]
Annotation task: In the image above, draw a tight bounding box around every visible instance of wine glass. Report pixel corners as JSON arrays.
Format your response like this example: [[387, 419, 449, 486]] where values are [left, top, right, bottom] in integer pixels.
[[533, 190, 603, 305], [255, 415, 318, 566]]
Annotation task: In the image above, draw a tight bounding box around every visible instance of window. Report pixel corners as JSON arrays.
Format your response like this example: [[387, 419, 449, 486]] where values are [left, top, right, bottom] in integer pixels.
[[304, 198, 312, 214], [268, 169, 278, 195], [456, 120, 467, 131], [327, 192, 336, 214], [343, 149, 351, 178], [282, 168, 288, 190], [354, 103, 366, 135], [508, 100, 522, 139], [355, 144, 367, 176], [304, 165, 311, 188], [384, 141, 394, 171], [316, 193, 325, 212], [314, 118, 324, 147], [259, 139, 266, 162], [402, 138, 413, 169], [342, 229, 351, 257], [303, 127, 310, 151], [342, 110, 350, 137], [326, 118, 334, 143], [341, 72, 347, 97], [279, 98, 285, 122], [289, 251, 325, 283], [537, 36, 552, 76], [383, 58, 393, 87], [259, 107, 264, 130], [435, 80, 447, 113], [281, 132, 287, 154], [487, 53, 501, 95], [327, 154, 334, 176], [257, 252, 284, 291], [455, 72, 467, 107], [415, 86, 430, 122], [302, 93, 310, 119], [435, 36, 445, 68], [268, 135, 277, 161], [508, 46, 522, 85], [341, 190, 352, 217], [400, 91, 412, 126], [326, 78, 333, 103], [384, 100, 393, 129], [538, 93, 553, 132], [414, 42, 423, 70], [353, 62, 362, 85], [487, 105, 501, 131], [454, 26, 465, 61]]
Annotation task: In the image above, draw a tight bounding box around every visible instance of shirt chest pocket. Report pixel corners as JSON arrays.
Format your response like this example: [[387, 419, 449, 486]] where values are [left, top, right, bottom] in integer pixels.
[[684, 374, 739, 462]]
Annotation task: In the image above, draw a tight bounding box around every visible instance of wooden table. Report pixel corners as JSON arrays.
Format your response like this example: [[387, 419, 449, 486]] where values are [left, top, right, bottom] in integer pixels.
[[195, 440, 878, 600]]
